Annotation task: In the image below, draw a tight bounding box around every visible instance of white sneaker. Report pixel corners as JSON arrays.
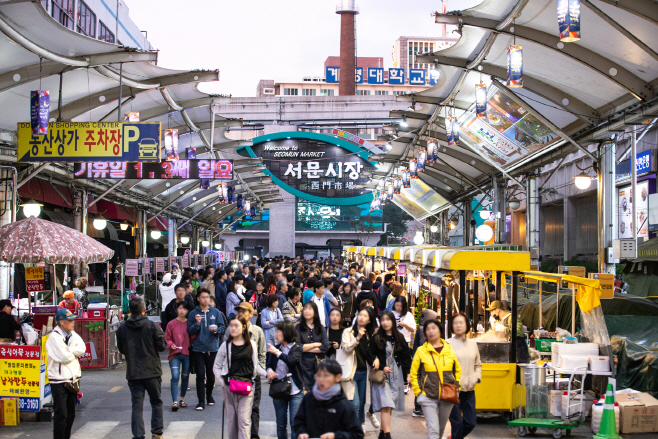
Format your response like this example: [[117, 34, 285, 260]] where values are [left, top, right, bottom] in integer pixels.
[[404, 384, 410, 394], [362, 424, 367, 434], [367, 412, 380, 429]]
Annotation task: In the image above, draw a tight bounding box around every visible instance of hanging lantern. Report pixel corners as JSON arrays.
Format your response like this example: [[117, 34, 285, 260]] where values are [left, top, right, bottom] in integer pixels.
[[506, 45, 523, 88], [379, 191, 388, 206], [387, 183, 394, 200], [427, 140, 437, 164], [402, 169, 411, 188], [558, 0, 581, 42], [475, 83, 487, 118], [451, 117, 460, 145], [227, 186, 235, 204], [250, 206, 257, 218], [200, 179, 210, 190], [417, 149, 427, 172], [30, 90, 50, 135], [218, 183, 228, 203], [446, 116, 454, 145], [409, 159, 418, 179], [164, 129, 179, 161], [393, 177, 401, 194], [124, 112, 140, 122], [237, 194, 243, 210], [187, 147, 197, 159], [370, 197, 381, 213], [244, 199, 251, 213]]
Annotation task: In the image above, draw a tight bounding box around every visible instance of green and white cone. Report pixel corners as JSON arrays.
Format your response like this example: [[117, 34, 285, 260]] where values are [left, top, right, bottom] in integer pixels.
[[593, 383, 621, 439]]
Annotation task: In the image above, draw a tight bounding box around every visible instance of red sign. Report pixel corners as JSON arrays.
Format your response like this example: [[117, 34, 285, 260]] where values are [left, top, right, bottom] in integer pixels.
[[78, 342, 98, 362], [156, 258, 165, 272], [0, 346, 40, 360]]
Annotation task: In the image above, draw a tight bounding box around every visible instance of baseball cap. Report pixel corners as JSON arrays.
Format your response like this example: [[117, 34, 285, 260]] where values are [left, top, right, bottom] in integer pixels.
[[162, 273, 172, 283], [0, 299, 14, 310], [236, 302, 253, 312], [55, 308, 77, 322], [63, 291, 75, 299], [485, 300, 505, 311]]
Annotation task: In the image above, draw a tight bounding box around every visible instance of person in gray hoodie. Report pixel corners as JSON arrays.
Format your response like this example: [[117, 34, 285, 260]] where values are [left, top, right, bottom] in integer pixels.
[[187, 288, 225, 411]]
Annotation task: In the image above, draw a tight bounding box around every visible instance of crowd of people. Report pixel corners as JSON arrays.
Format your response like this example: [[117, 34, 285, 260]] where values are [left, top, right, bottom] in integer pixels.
[[48, 255, 484, 439]]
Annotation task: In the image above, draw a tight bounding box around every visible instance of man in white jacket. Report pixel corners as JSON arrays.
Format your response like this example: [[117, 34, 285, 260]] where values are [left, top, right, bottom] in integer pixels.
[[47, 308, 86, 439]]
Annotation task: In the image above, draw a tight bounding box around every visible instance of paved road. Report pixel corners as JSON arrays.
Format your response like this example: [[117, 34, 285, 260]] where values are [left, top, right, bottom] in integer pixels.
[[0, 353, 652, 439]]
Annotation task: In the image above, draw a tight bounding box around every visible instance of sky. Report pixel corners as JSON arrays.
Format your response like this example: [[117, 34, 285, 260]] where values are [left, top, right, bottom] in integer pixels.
[[126, 0, 482, 97]]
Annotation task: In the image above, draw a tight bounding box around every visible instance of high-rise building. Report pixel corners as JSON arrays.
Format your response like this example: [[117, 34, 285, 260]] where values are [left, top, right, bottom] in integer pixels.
[[392, 36, 458, 82]]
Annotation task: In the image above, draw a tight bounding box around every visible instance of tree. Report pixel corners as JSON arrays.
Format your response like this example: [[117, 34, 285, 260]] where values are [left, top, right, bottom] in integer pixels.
[[377, 203, 413, 246], [349, 215, 379, 246]]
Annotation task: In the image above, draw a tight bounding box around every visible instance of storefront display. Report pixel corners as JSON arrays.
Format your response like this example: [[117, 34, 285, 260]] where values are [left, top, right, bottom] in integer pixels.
[[618, 180, 649, 239]]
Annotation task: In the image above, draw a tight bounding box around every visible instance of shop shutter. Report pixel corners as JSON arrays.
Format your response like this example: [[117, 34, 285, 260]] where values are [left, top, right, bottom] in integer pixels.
[[575, 195, 597, 256], [541, 204, 564, 257]]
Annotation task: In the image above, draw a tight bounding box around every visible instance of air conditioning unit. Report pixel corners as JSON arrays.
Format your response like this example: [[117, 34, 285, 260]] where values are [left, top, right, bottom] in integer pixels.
[[613, 239, 637, 260]]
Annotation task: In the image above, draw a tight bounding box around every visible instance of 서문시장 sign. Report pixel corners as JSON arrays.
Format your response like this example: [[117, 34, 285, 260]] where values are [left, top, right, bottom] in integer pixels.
[[17, 122, 161, 162]]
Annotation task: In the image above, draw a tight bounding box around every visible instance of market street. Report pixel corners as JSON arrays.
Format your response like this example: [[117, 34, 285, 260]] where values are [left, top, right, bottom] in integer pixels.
[[0, 351, 652, 439]]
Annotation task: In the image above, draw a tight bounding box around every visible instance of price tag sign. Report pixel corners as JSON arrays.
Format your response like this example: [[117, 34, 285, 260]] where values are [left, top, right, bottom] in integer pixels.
[[155, 258, 165, 272], [182, 254, 189, 268], [142, 259, 150, 274], [125, 260, 138, 276], [25, 267, 45, 292], [169, 255, 177, 269]]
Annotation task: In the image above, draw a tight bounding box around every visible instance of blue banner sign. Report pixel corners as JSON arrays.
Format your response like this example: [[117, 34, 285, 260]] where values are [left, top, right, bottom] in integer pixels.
[[388, 68, 405, 84], [355, 67, 363, 84], [409, 69, 426, 85], [326, 66, 339, 83], [615, 149, 655, 181], [368, 68, 384, 84]]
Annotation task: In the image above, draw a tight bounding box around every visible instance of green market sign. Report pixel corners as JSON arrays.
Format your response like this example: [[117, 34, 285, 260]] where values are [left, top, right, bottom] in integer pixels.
[[241, 132, 376, 205]]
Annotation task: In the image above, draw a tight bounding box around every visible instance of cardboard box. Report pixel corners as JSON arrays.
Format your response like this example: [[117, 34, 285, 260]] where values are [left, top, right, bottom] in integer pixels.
[[559, 266, 586, 288], [617, 392, 658, 433], [589, 273, 615, 299], [0, 398, 19, 426]]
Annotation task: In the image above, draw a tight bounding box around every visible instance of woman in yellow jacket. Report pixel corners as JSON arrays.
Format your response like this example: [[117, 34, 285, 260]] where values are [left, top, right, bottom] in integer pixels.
[[410, 319, 462, 439]]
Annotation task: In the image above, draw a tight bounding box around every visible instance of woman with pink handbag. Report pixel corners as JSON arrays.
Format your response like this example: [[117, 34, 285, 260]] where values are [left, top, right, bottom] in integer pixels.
[[213, 315, 267, 439]]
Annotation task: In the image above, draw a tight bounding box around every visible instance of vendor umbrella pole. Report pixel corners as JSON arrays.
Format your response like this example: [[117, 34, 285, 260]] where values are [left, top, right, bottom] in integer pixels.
[[106, 260, 110, 368], [539, 281, 543, 328], [510, 271, 519, 364], [571, 284, 576, 336]]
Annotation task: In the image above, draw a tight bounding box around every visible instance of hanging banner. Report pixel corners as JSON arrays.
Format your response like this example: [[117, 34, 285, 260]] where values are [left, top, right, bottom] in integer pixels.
[[17, 121, 161, 162], [73, 160, 233, 180], [164, 129, 179, 161], [25, 267, 45, 293], [557, 0, 581, 43], [475, 83, 487, 118], [125, 259, 138, 276], [30, 91, 50, 135], [506, 45, 523, 88]]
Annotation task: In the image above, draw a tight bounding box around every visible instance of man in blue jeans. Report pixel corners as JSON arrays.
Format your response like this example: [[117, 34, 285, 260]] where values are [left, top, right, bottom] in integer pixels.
[[117, 297, 167, 439]]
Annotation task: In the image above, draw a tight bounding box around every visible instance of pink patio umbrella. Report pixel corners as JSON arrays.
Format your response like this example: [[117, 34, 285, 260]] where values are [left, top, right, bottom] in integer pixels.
[[0, 217, 114, 264]]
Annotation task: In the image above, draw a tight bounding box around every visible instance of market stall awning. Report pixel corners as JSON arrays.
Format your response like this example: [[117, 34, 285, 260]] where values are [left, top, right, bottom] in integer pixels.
[[440, 250, 530, 272]]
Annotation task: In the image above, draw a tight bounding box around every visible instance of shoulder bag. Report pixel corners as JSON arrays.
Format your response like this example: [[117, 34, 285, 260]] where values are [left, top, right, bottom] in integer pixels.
[[369, 339, 393, 385], [226, 342, 254, 395], [430, 350, 460, 404], [336, 331, 356, 382], [269, 345, 293, 398]]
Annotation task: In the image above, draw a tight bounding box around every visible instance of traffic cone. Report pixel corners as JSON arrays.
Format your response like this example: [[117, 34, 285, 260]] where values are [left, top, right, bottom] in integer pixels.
[[593, 383, 621, 439]]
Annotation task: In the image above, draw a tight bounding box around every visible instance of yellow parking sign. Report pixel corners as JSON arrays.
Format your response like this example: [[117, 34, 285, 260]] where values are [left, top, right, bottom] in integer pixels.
[[17, 121, 161, 162]]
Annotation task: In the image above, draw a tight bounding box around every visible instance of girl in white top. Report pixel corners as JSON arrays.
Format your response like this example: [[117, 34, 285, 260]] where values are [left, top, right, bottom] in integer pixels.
[[159, 265, 181, 312], [392, 296, 416, 344]]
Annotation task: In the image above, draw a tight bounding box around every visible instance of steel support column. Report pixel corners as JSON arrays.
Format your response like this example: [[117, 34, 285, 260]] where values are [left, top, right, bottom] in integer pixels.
[[526, 175, 540, 266], [598, 140, 616, 273], [168, 219, 177, 257], [463, 202, 472, 246], [136, 210, 147, 259], [492, 176, 504, 243]]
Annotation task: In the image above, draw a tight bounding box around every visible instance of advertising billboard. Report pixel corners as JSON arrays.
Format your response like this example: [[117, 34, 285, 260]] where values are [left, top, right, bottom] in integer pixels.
[[73, 160, 233, 180], [618, 180, 649, 239], [17, 122, 161, 162]]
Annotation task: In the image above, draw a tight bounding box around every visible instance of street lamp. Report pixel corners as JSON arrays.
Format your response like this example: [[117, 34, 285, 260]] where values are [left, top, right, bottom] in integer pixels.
[[244, 254, 250, 261], [93, 215, 107, 230], [479, 209, 491, 220], [430, 225, 438, 233], [202, 240, 210, 247], [508, 197, 521, 210], [180, 236, 190, 245], [413, 231, 424, 245], [574, 171, 592, 190], [150, 229, 161, 240], [119, 222, 129, 231], [22, 200, 42, 218], [215, 243, 221, 250], [450, 215, 459, 229]]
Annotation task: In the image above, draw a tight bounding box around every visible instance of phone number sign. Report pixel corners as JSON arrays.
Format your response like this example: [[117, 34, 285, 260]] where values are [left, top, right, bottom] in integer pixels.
[[25, 267, 45, 293], [17, 122, 161, 162], [0, 346, 42, 410]]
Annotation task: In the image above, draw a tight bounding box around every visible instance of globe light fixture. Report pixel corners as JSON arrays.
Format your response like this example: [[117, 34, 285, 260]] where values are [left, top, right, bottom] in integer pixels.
[[574, 171, 592, 190], [449, 215, 459, 229], [22, 200, 42, 218], [509, 197, 521, 211], [150, 229, 161, 240], [93, 215, 107, 230], [215, 243, 221, 250], [475, 224, 494, 242], [119, 222, 130, 231], [430, 225, 438, 233], [201, 240, 210, 247], [413, 231, 425, 245], [244, 254, 250, 261], [479, 209, 492, 220], [180, 236, 190, 245]]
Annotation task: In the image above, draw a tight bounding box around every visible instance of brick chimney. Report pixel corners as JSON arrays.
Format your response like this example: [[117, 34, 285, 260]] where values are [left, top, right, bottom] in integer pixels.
[[336, 0, 359, 96]]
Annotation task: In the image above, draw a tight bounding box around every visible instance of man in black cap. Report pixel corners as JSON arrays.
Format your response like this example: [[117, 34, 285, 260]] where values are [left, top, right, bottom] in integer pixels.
[[0, 299, 19, 341]]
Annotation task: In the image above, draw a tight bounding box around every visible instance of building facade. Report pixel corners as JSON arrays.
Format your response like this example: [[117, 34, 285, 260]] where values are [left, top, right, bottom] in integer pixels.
[[392, 36, 458, 82]]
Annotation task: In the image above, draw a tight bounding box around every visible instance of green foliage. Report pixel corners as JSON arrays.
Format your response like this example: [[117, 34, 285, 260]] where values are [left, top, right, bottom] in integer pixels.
[[83, 321, 104, 332], [616, 262, 626, 276], [415, 287, 430, 326], [350, 215, 378, 245], [539, 261, 558, 273], [377, 203, 413, 246]]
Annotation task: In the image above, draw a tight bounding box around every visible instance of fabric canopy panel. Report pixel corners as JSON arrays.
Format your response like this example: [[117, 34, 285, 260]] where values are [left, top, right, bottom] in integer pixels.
[[0, 217, 113, 264]]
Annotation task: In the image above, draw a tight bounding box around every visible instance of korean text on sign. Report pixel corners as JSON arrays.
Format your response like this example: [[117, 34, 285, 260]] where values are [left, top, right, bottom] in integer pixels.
[[284, 161, 363, 180], [17, 122, 161, 162]]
